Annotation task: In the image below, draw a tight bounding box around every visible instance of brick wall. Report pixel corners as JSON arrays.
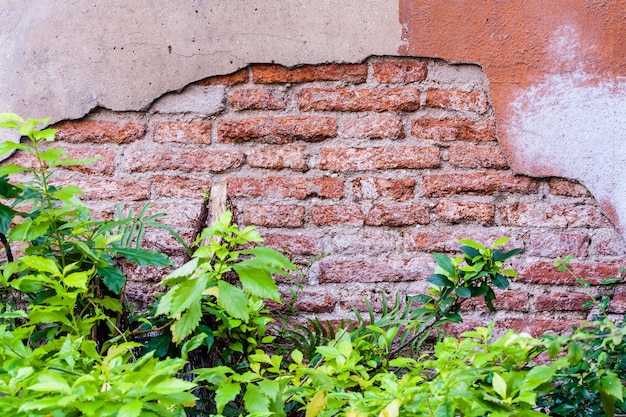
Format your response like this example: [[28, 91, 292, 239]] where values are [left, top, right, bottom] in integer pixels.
[[21, 56, 625, 336]]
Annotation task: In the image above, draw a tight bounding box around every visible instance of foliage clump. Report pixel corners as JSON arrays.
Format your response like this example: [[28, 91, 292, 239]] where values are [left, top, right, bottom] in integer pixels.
[[0, 113, 625, 416]]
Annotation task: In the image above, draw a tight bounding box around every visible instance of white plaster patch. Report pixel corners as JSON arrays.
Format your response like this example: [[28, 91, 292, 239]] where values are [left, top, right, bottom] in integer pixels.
[[507, 47, 626, 236]]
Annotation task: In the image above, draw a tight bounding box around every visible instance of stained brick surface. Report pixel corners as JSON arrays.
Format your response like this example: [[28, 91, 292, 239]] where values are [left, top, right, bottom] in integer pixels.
[[28, 57, 624, 334]]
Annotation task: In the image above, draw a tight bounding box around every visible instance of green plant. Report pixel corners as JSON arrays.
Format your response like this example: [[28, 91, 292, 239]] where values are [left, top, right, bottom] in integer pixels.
[[538, 258, 626, 417]]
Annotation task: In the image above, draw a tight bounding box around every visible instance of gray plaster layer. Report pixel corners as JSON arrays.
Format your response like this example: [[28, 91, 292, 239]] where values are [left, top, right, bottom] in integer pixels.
[[0, 0, 401, 123]]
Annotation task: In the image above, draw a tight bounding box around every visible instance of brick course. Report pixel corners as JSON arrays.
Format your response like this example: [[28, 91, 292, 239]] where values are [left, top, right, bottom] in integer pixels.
[[29, 57, 624, 335]]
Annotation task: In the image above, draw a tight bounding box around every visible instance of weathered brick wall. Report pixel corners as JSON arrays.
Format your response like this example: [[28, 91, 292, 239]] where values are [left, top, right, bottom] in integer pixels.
[[19, 56, 625, 335]]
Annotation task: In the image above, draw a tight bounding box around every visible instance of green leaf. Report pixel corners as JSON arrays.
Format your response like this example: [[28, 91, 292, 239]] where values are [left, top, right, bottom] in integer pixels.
[[232, 261, 281, 301], [97, 265, 126, 295], [492, 248, 523, 262], [306, 390, 328, 417], [455, 287, 472, 298], [492, 274, 510, 290], [28, 372, 71, 394], [492, 373, 507, 399], [567, 341, 584, 366], [51, 185, 83, 201], [63, 270, 92, 289], [427, 274, 453, 287], [215, 382, 241, 413], [244, 383, 271, 414], [172, 302, 202, 343], [114, 247, 173, 267], [118, 401, 143, 417], [218, 280, 250, 322], [458, 239, 487, 251], [0, 204, 18, 235], [9, 218, 50, 242], [181, 332, 207, 359], [20, 255, 61, 276], [433, 253, 455, 276], [157, 273, 208, 317], [600, 371, 623, 401], [0, 164, 28, 176]]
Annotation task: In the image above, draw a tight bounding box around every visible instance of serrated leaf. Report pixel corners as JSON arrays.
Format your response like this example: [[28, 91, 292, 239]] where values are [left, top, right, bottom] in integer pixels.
[[492, 373, 507, 399], [232, 261, 281, 301], [97, 265, 126, 295], [567, 341, 584, 366], [118, 401, 142, 417], [215, 382, 241, 413], [20, 256, 60, 276], [28, 372, 71, 394], [600, 371, 623, 401], [63, 270, 91, 289], [161, 257, 199, 286], [114, 247, 173, 267], [0, 164, 28, 176], [9, 218, 50, 242], [217, 281, 250, 322], [306, 390, 328, 417], [51, 185, 83, 202], [244, 383, 271, 414], [172, 302, 202, 343]]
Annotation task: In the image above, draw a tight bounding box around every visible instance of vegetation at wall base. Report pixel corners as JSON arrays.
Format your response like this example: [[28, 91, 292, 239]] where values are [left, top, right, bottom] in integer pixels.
[[0, 113, 625, 416]]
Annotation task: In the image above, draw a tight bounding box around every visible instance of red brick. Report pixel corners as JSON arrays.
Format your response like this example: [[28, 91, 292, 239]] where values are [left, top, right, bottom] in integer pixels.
[[365, 204, 430, 226], [593, 230, 626, 256], [261, 233, 324, 256], [319, 258, 425, 283], [242, 204, 305, 228], [231, 88, 287, 111], [311, 205, 364, 226], [227, 177, 343, 199], [341, 115, 404, 139], [403, 230, 523, 253], [353, 178, 415, 201], [464, 290, 529, 312], [496, 318, 578, 337], [293, 289, 337, 313], [320, 146, 440, 171], [434, 201, 495, 225], [246, 145, 308, 171], [515, 261, 625, 285], [152, 175, 211, 199], [524, 232, 590, 258], [372, 59, 428, 83], [54, 120, 146, 144], [500, 202, 612, 228], [195, 68, 249, 86], [534, 292, 592, 312], [447, 143, 508, 169], [217, 116, 336, 143], [412, 118, 497, 142], [423, 172, 539, 197], [299, 87, 421, 112], [608, 290, 626, 314], [250, 63, 367, 84], [9, 145, 115, 176], [425, 89, 490, 114], [330, 231, 398, 255], [58, 177, 150, 201], [126, 148, 244, 173], [153, 121, 212, 144], [549, 178, 591, 197]]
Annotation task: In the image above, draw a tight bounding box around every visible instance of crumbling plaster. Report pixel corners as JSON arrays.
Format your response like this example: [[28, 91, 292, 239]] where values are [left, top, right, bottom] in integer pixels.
[[1, 0, 625, 239]]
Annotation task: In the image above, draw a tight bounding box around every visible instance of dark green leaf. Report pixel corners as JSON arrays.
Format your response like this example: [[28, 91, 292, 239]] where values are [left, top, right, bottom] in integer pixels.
[[97, 265, 126, 295], [0, 204, 18, 234], [143, 333, 173, 358], [455, 287, 472, 298], [492, 248, 523, 262], [433, 253, 455, 276], [460, 245, 480, 261], [427, 274, 453, 287], [492, 274, 510, 290], [114, 247, 173, 267]]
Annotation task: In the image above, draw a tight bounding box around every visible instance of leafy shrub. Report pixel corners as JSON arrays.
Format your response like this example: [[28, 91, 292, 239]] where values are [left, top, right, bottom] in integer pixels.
[[0, 113, 625, 417]]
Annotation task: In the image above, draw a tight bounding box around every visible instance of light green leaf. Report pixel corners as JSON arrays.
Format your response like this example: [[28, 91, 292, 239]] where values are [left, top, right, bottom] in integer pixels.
[[492, 373, 507, 399], [157, 273, 208, 317], [151, 378, 196, 395], [172, 302, 202, 343], [217, 281, 250, 322], [244, 383, 270, 414], [433, 253, 455, 276], [232, 262, 281, 301], [600, 371, 623, 401], [215, 382, 241, 413], [161, 257, 199, 287], [9, 218, 50, 242], [117, 401, 143, 417], [0, 164, 28, 176], [63, 270, 92, 289], [52, 185, 83, 202], [28, 372, 71, 394], [20, 256, 60, 276]]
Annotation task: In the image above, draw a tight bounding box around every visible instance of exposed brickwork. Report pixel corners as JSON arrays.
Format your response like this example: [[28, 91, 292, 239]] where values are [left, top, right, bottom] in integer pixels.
[[28, 57, 624, 335]]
